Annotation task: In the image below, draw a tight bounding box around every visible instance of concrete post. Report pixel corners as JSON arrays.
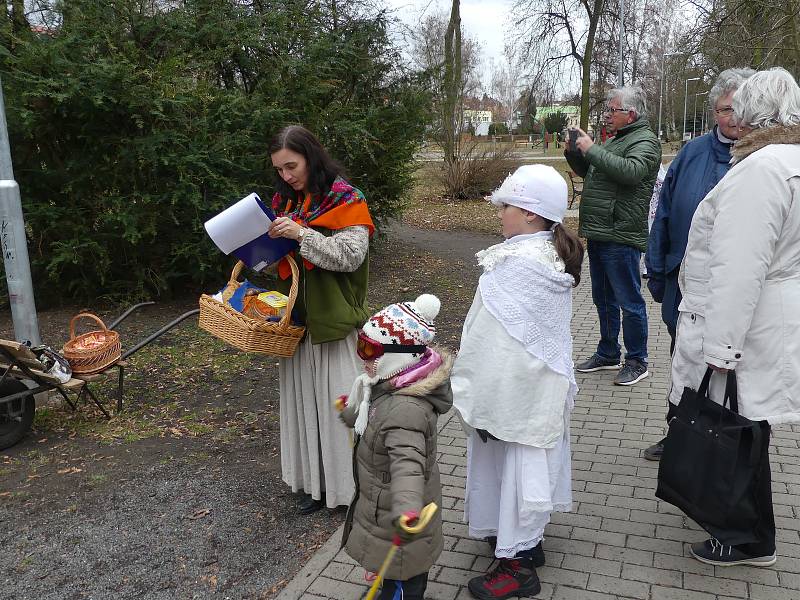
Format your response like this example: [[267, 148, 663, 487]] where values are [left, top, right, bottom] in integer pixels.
[[0, 75, 41, 346]]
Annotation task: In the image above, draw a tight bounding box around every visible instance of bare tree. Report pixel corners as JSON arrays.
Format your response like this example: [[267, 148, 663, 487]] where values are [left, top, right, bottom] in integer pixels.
[[511, 0, 606, 130], [683, 0, 800, 73]]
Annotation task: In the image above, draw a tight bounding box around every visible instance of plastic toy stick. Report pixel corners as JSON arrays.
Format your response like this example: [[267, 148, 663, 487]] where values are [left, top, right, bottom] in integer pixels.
[[364, 503, 438, 600]]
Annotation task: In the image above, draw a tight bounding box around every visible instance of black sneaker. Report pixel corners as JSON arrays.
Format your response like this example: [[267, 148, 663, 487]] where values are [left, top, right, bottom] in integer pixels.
[[467, 558, 541, 599], [643, 438, 666, 461], [614, 359, 649, 385], [575, 354, 622, 373], [690, 538, 776, 567]]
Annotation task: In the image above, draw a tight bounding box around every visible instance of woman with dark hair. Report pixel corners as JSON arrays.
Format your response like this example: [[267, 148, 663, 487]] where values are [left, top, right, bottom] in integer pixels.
[[267, 125, 374, 515]]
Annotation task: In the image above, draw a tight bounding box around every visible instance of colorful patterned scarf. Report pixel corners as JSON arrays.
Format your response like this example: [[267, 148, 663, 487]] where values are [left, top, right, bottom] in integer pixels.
[[271, 177, 374, 232]]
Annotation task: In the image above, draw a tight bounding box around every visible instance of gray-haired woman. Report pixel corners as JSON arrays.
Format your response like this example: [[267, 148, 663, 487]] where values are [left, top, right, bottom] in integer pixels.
[[668, 67, 800, 566]]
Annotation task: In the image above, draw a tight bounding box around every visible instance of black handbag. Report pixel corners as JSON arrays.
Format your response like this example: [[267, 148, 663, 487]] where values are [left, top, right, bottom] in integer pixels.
[[656, 368, 770, 545]]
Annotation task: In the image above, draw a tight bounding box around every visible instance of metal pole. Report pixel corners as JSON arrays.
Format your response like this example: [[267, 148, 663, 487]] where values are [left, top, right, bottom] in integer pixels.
[[657, 52, 683, 142], [694, 92, 708, 137], [701, 100, 708, 133], [0, 75, 40, 346], [617, 0, 625, 87], [657, 54, 666, 140], [683, 77, 700, 140]]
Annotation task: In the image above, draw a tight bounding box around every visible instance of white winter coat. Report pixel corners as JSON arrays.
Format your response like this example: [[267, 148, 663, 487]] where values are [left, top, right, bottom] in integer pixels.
[[669, 125, 800, 424]]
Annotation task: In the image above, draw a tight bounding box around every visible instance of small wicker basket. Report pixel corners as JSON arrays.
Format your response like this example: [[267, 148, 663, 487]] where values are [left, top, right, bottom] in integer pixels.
[[198, 256, 305, 357], [62, 313, 122, 374]]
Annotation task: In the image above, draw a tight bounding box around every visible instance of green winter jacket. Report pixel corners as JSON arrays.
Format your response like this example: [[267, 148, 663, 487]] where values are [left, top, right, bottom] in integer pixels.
[[567, 118, 662, 250]]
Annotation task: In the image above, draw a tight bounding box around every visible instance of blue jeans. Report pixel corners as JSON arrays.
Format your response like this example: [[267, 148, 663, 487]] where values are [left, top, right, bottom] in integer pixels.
[[588, 240, 648, 362]]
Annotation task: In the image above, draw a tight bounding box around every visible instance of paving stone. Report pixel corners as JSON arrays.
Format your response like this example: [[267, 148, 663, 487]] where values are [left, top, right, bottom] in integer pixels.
[[621, 563, 682, 586], [594, 544, 654, 567], [544, 536, 596, 558], [425, 580, 460, 600], [320, 562, 355, 581], [602, 517, 655, 537], [683, 572, 748, 596], [437, 550, 475, 570], [537, 565, 589, 588], [570, 526, 626, 547], [434, 566, 481, 586], [586, 573, 649, 599], [306, 576, 366, 600], [626, 535, 684, 556], [649, 584, 716, 600], [561, 555, 622, 577], [552, 586, 617, 600], [651, 553, 715, 576], [579, 502, 631, 520]]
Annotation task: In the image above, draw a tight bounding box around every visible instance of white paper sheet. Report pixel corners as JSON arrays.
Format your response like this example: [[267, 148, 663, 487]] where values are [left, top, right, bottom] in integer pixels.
[[204, 193, 272, 255]]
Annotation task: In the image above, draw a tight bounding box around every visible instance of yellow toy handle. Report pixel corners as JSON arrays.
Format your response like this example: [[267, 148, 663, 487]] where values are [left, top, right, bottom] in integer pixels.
[[364, 503, 439, 600], [399, 502, 438, 534]]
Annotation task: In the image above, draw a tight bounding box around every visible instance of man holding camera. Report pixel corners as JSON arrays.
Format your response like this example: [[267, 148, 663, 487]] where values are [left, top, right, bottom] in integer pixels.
[[565, 85, 662, 386]]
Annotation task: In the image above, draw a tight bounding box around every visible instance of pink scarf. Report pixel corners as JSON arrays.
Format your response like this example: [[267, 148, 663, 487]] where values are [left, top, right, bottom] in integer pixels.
[[390, 348, 442, 388]]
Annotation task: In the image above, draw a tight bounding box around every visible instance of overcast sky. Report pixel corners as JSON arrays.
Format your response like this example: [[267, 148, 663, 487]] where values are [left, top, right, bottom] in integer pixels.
[[385, 0, 515, 86]]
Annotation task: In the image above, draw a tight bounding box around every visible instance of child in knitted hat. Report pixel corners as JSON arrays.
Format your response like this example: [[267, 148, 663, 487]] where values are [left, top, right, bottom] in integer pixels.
[[338, 294, 453, 600], [452, 164, 585, 600]]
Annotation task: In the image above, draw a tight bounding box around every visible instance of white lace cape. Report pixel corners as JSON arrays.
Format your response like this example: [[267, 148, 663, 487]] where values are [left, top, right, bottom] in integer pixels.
[[477, 236, 578, 406]]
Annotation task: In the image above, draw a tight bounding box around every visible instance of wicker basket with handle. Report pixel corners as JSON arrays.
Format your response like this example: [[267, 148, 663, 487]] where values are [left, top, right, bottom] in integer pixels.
[[198, 255, 305, 357], [62, 313, 122, 374]]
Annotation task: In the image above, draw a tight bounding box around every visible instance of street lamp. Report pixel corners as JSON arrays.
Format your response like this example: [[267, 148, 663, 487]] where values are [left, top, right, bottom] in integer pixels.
[[693, 91, 708, 139], [701, 99, 708, 134], [657, 51, 684, 141], [683, 77, 701, 140], [617, 0, 625, 86]]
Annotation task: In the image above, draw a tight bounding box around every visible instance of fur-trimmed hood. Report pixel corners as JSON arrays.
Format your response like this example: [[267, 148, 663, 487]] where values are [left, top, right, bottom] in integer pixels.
[[398, 347, 453, 401], [732, 124, 800, 164], [372, 346, 454, 415]]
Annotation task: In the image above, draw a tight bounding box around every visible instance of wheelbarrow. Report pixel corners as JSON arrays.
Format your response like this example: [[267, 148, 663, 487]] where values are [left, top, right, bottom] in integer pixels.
[[0, 303, 200, 450]]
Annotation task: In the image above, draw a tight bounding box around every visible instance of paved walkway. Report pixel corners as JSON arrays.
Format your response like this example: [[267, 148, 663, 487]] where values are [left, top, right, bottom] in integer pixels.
[[277, 260, 800, 600]]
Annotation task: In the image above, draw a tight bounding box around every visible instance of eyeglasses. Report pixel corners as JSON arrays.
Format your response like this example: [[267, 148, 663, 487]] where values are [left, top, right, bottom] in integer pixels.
[[714, 106, 734, 116], [356, 332, 426, 361], [604, 106, 629, 114]]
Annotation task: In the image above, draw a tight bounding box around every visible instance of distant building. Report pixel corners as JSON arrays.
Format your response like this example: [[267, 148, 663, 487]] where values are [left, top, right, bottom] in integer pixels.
[[463, 109, 493, 136], [537, 105, 581, 129]]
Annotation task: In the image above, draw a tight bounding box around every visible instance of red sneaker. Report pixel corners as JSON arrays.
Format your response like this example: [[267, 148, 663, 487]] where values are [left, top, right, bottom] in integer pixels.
[[467, 558, 541, 599]]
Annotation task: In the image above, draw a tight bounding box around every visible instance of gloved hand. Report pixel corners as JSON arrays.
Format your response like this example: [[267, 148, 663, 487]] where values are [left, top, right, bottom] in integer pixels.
[[476, 429, 499, 443], [647, 276, 665, 303], [393, 510, 420, 544]]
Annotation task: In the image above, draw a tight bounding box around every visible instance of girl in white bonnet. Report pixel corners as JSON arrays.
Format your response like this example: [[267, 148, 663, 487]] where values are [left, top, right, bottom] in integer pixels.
[[452, 165, 584, 600]]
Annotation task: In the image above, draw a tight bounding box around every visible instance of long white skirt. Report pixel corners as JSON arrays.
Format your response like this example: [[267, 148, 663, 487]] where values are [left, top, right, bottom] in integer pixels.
[[278, 330, 360, 508], [464, 413, 572, 558]]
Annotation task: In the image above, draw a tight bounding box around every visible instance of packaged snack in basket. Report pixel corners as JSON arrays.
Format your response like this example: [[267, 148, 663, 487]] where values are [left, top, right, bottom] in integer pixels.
[[258, 291, 289, 314], [242, 290, 288, 320], [242, 295, 274, 320]]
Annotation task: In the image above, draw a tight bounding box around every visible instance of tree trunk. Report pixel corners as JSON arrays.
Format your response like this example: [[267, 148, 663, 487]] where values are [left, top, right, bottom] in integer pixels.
[[785, 1, 800, 74], [442, 0, 461, 167], [580, 0, 605, 130], [11, 0, 28, 38]]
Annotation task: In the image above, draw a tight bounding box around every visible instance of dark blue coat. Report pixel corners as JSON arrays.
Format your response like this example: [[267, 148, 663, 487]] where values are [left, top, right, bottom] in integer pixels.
[[646, 127, 733, 332]]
